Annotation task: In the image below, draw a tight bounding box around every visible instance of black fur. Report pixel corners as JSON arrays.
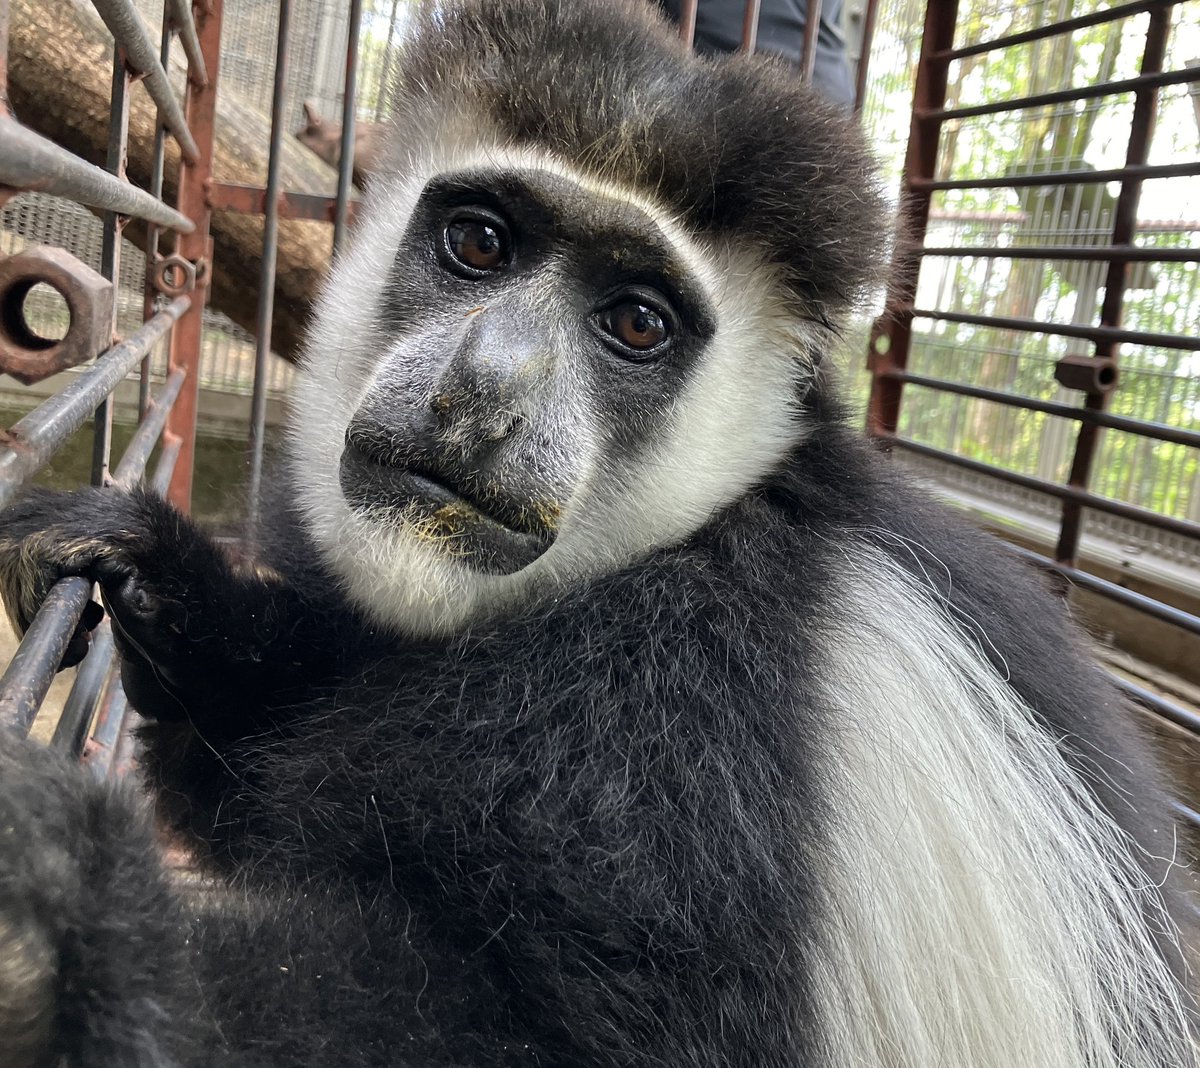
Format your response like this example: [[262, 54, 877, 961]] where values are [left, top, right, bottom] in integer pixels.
[[0, 1, 1188, 1064], [0, 415, 1184, 1065]]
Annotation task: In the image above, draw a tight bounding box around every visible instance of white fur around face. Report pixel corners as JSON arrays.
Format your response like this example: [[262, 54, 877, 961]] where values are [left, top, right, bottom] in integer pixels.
[[288, 120, 817, 636], [809, 544, 1196, 1067]]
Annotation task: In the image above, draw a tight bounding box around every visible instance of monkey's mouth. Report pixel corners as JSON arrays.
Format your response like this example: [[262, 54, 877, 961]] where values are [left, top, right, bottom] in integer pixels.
[[338, 444, 556, 574]]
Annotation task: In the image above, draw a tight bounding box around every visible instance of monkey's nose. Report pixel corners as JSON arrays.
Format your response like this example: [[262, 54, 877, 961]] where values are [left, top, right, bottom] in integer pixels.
[[428, 393, 525, 450]]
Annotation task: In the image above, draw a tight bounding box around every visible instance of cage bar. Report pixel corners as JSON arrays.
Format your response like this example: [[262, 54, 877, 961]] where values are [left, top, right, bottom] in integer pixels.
[[677, 0, 699, 46], [879, 371, 1200, 450], [51, 624, 115, 756], [1054, 2, 1172, 567], [91, 0, 200, 161], [0, 297, 190, 509], [92, 41, 134, 489], [740, 0, 762, 52], [923, 67, 1200, 123], [0, 116, 194, 231], [246, 0, 292, 535], [0, 578, 94, 737], [799, 0, 822, 81], [166, 0, 208, 85], [883, 436, 1200, 541], [112, 367, 187, 488], [332, 0, 365, 256], [165, 0, 224, 510], [919, 245, 1200, 263], [908, 307, 1200, 353], [935, 0, 1175, 62], [914, 161, 1200, 192], [1011, 548, 1200, 639]]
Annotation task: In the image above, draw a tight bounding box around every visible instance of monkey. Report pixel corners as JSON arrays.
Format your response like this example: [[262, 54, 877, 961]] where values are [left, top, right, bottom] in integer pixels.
[[294, 99, 383, 188], [0, 1, 1195, 1065]]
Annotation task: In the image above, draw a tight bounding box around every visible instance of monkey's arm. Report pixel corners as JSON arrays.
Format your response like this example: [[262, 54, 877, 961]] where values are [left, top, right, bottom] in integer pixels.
[[0, 735, 487, 1067], [0, 736, 202, 1066], [0, 487, 345, 732]]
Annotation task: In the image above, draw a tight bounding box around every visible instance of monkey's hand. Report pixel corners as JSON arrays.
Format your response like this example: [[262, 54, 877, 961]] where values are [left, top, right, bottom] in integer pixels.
[[1, 487, 337, 730], [0, 487, 175, 666], [0, 487, 253, 712]]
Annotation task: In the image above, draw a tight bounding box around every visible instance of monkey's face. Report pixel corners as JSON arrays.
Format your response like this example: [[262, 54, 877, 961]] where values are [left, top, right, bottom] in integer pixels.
[[335, 168, 719, 577], [291, 157, 817, 635]]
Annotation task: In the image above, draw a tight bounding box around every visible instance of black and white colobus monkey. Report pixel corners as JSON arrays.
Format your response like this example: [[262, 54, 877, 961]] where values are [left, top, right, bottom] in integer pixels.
[[0, 1, 1194, 1064]]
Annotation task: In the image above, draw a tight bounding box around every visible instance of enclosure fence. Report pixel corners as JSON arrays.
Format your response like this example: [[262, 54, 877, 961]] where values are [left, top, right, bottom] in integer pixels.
[[866, 0, 1200, 807]]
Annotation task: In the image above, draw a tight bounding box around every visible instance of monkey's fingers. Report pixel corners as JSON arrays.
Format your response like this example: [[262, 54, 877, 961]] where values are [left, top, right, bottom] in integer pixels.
[[59, 600, 107, 670]]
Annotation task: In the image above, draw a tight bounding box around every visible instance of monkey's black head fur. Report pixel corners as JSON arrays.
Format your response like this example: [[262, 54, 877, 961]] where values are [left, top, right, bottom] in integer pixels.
[[386, 0, 888, 317]]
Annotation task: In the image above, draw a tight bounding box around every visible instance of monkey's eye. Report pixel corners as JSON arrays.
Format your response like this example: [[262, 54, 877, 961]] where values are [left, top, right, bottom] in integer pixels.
[[443, 210, 511, 275], [597, 300, 671, 359]]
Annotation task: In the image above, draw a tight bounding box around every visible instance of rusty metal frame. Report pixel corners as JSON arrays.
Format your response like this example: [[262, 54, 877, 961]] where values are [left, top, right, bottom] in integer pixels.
[[866, 0, 1200, 737], [0, 0, 207, 761], [207, 180, 354, 223], [164, 0, 222, 510]]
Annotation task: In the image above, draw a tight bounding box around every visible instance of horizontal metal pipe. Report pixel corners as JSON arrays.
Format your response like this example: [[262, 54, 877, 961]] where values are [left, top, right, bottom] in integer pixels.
[[0, 115, 194, 231], [1117, 677, 1200, 738], [935, 0, 1175, 61], [51, 623, 115, 756], [112, 367, 186, 488], [166, 0, 208, 85], [920, 65, 1199, 122], [880, 370, 1200, 449], [0, 296, 190, 510], [149, 435, 182, 496], [0, 577, 93, 738], [1010, 547, 1200, 637], [914, 160, 1200, 192], [207, 180, 354, 222], [919, 244, 1200, 263], [908, 306, 1200, 352], [91, 0, 200, 161], [881, 435, 1200, 540]]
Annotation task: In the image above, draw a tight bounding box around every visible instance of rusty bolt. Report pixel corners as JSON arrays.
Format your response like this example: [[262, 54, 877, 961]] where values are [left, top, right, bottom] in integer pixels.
[[1054, 353, 1119, 394], [151, 254, 197, 298], [0, 246, 115, 386]]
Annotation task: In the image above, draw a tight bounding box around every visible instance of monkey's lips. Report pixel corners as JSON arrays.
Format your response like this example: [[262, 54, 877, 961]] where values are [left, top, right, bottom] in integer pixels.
[[338, 445, 555, 574]]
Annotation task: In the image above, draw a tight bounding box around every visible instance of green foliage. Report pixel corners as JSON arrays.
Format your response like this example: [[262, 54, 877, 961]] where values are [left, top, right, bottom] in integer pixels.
[[860, 0, 1199, 521]]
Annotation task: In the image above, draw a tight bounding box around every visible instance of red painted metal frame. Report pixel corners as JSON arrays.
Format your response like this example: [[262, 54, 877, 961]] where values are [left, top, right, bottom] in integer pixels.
[[165, 0, 223, 511], [206, 180, 356, 223], [866, 0, 958, 440], [1054, 3, 1171, 564]]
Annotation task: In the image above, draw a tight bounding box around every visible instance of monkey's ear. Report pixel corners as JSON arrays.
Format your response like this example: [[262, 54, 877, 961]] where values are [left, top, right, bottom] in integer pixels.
[[302, 100, 322, 128]]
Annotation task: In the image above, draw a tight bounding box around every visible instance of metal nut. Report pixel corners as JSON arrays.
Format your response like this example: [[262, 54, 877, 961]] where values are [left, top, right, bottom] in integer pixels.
[[0, 246, 115, 385], [151, 254, 197, 298]]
